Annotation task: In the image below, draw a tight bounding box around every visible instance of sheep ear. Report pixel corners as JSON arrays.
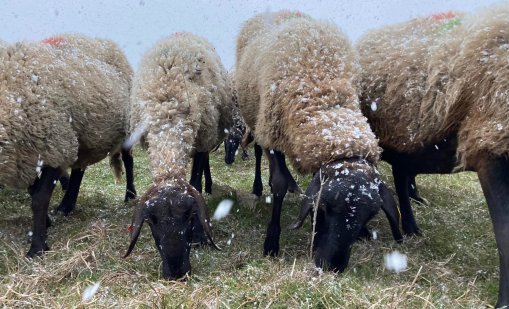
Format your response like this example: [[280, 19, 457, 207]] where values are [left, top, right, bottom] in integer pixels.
[[123, 199, 147, 258], [186, 183, 221, 250], [379, 182, 403, 243], [289, 174, 321, 230]]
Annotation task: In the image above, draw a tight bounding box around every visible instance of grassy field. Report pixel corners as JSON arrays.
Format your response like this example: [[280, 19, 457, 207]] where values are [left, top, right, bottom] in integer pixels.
[[0, 146, 498, 308]]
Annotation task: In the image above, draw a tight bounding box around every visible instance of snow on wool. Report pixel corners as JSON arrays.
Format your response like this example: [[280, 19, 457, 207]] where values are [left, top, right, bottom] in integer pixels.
[[212, 199, 234, 221], [384, 251, 408, 273]]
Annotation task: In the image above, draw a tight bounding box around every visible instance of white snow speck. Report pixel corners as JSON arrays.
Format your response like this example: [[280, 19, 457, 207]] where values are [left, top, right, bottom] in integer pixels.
[[82, 282, 100, 302], [31, 74, 39, 82], [269, 149, 274, 154], [384, 251, 408, 273], [372, 230, 378, 240], [69, 116, 73, 123], [224, 128, 229, 134], [227, 239, 232, 245], [434, 145, 439, 150], [28, 231, 33, 237], [370, 101, 377, 112], [212, 199, 234, 221], [265, 196, 272, 204], [496, 123, 503, 131]]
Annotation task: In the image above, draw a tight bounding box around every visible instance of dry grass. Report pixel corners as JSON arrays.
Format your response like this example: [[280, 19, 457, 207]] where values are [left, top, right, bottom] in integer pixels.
[[0, 146, 498, 308]]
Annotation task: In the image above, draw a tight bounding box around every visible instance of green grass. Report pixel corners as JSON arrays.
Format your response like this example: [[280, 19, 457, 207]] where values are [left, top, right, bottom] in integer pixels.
[[0, 146, 499, 308]]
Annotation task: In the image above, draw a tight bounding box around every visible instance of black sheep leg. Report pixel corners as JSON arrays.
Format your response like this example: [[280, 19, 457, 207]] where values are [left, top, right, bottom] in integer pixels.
[[190, 151, 207, 193], [59, 169, 70, 191], [263, 149, 289, 257], [393, 166, 421, 235], [408, 176, 428, 205], [476, 156, 509, 308], [27, 167, 61, 257], [56, 168, 86, 216], [252, 143, 263, 197], [122, 147, 137, 202], [189, 151, 208, 246], [203, 153, 212, 194]]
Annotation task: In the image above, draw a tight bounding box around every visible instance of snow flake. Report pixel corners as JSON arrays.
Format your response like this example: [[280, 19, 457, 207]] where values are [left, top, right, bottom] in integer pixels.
[[82, 282, 100, 302], [370, 101, 378, 111], [212, 199, 234, 221], [384, 251, 408, 273]]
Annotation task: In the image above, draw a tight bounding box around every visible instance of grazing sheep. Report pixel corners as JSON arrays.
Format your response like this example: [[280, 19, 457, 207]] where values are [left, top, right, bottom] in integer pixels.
[[0, 34, 134, 257], [124, 32, 233, 280], [357, 7, 509, 307], [235, 14, 402, 271]]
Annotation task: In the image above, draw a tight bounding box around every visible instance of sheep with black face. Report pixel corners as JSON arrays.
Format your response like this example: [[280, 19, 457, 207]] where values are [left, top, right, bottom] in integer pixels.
[[235, 13, 402, 271], [124, 32, 233, 279]]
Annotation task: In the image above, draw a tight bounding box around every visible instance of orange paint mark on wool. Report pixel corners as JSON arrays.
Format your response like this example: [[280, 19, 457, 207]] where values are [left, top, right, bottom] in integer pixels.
[[277, 10, 306, 20], [430, 11, 463, 21], [172, 31, 193, 37], [41, 37, 65, 45]]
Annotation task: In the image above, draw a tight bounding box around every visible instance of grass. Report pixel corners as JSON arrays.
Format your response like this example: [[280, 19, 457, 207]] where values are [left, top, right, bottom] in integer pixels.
[[0, 146, 499, 308]]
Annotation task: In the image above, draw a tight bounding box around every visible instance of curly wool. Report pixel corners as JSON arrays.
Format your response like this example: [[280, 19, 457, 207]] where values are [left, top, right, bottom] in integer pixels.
[[130, 32, 234, 180], [0, 35, 131, 189], [236, 17, 380, 174], [358, 5, 509, 167]]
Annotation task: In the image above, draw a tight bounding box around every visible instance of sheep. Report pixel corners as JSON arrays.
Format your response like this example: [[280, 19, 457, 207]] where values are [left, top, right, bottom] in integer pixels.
[[123, 32, 234, 280], [40, 34, 137, 213], [357, 6, 509, 307], [235, 13, 403, 272], [0, 34, 134, 257]]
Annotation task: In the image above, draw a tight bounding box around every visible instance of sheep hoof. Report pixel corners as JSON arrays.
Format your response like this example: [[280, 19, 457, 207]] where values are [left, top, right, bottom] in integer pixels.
[[26, 244, 49, 258], [55, 203, 75, 216], [263, 241, 279, 257], [403, 227, 422, 237]]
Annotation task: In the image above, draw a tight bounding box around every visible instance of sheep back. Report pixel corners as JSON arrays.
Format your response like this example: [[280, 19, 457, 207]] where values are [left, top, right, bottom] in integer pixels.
[[236, 10, 311, 64], [236, 17, 379, 174], [358, 6, 509, 166], [357, 12, 467, 155], [0, 37, 131, 189], [130, 32, 233, 179]]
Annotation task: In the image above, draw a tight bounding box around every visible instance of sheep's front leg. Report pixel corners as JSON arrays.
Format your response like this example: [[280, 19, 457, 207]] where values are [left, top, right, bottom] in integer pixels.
[[122, 147, 137, 202], [476, 156, 509, 308], [27, 167, 61, 257], [264, 149, 289, 257], [252, 143, 263, 197], [56, 168, 86, 215], [393, 166, 421, 235]]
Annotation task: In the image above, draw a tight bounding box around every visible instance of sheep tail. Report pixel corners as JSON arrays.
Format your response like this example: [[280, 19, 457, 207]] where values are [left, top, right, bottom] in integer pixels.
[[109, 151, 124, 183]]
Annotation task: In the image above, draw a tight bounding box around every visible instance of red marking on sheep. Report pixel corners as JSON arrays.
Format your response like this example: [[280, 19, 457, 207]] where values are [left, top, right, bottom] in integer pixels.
[[430, 11, 463, 21], [42, 37, 65, 45]]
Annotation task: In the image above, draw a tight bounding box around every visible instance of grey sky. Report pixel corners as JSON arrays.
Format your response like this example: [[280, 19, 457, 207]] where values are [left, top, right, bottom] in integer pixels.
[[0, 0, 503, 69]]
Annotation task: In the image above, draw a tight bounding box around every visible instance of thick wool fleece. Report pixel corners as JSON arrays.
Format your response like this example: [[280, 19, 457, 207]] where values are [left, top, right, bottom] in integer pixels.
[[236, 10, 311, 65], [130, 32, 233, 180], [358, 5, 509, 167], [0, 35, 131, 189], [236, 17, 380, 174]]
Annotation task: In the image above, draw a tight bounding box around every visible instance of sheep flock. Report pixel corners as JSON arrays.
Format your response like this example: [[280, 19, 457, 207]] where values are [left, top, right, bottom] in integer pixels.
[[1, 4, 509, 308]]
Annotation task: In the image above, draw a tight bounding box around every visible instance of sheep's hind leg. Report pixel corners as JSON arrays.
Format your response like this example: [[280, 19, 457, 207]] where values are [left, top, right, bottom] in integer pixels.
[[393, 166, 421, 236], [263, 149, 289, 257], [27, 167, 61, 257], [476, 156, 509, 308], [122, 147, 137, 202], [252, 143, 263, 197], [190, 151, 207, 193], [55, 168, 86, 216], [203, 153, 212, 194]]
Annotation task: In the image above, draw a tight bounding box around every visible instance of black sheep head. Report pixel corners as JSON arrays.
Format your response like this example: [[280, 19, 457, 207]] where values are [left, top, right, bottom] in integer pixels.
[[290, 158, 402, 272], [124, 178, 218, 280]]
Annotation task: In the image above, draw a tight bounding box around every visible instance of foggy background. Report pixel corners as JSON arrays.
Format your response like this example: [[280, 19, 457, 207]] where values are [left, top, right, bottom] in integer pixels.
[[0, 0, 503, 69]]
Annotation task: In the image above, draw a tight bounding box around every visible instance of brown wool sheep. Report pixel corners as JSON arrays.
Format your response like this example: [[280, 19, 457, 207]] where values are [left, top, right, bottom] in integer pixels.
[[235, 14, 402, 271], [357, 6, 509, 307], [124, 32, 234, 280], [0, 34, 134, 257]]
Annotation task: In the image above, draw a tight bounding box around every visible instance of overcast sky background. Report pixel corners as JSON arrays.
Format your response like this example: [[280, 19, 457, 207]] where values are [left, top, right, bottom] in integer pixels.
[[0, 0, 504, 70]]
